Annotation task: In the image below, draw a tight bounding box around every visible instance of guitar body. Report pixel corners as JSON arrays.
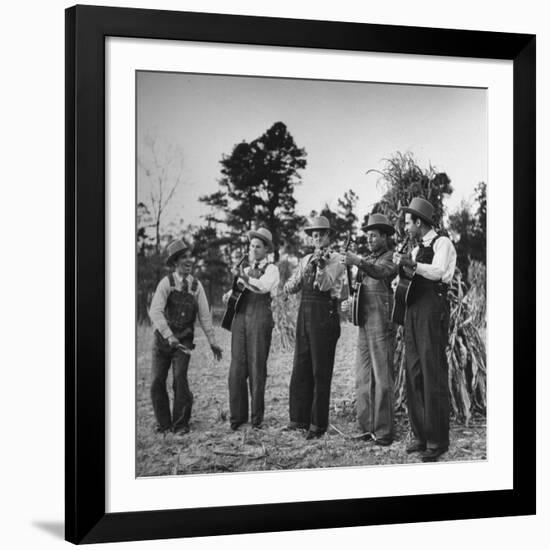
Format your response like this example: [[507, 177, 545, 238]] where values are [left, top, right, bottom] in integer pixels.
[[221, 257, 247, 332], [350, 282, 363, 326], [391, 276, 413, 325], [390, 236, 413, 326], [221, 284, 246, 331]]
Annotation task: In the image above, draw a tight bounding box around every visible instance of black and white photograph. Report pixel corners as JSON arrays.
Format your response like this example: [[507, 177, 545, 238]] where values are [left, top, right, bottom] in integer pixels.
[[136, 71, 488, 477], [2, 0, 544, 547]]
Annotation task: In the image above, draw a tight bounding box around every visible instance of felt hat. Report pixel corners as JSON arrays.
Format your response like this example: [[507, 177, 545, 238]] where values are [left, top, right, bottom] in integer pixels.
[[165, 240, 189, 266], [247, 227, 273, 250], [361, 213, 395, 235], [304, 215, 332, 234], [401, 197, 435, 226]]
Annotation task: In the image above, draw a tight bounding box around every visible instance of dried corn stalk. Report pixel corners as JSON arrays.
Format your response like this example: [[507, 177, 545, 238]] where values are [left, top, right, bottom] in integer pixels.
[[272, 293, 299, 350], [394, 269, 487, 425]]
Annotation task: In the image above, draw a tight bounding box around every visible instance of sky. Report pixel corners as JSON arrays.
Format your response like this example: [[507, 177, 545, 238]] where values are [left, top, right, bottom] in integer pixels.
[[137, 71, 487, 230]]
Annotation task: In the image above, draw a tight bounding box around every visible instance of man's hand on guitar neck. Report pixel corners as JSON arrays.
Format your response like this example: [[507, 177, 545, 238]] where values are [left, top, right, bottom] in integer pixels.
[[392, 252, 416, 269], [393, 252, 417, 279]]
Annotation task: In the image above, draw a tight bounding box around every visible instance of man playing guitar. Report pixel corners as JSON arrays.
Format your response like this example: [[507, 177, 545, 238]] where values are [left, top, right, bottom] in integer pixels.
[[392, 197, 456, 462], [222, 227, 280, 430]]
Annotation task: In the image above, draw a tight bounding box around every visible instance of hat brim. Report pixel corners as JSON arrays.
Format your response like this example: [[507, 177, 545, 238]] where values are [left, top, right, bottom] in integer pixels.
[[401, 207, 434, 226], [361, 223, 395, 235], [304, 226, 333, 234], [247, 230, 273, 250]]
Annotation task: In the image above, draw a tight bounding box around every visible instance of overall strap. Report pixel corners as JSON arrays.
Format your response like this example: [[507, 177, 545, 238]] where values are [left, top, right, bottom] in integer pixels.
[[168, 273, 176, 289]]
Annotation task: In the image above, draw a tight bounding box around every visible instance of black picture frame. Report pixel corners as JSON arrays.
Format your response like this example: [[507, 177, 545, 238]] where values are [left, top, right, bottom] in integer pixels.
[[65, 4, 536, 544]]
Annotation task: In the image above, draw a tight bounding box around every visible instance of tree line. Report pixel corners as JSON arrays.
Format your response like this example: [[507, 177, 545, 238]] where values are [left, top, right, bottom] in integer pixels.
[[137, 121, 486, 322]]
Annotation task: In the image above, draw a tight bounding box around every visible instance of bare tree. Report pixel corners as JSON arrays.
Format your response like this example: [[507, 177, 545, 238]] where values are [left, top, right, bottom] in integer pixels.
[[138, 135, 185, 253]]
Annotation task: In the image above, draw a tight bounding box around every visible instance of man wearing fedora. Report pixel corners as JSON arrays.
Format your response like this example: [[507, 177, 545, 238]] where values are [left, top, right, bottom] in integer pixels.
[[343, 213, 399, 446], [283, 215, 345, 440], [149, 239, 223, 435], [223, 227, 280, 430], [392, 197, 457, 462]]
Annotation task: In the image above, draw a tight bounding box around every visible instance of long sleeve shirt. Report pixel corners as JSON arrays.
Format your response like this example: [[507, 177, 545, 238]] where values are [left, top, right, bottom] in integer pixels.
[[284, 251, 345, 299], [358, 249, 399, 280], [149, 272, 217, 346], [239, 259, 280, 296], [411, 229, 457, 284]]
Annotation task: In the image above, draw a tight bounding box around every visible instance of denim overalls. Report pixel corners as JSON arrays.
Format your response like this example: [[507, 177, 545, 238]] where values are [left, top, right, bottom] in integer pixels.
[[150, 275, 198, 432], [289, 260, 341, 434], [405, 236, 451, 450], [228, 263, 274, 428]]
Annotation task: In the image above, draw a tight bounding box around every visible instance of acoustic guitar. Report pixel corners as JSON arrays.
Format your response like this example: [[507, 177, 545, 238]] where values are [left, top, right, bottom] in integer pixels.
[[391, 236, 412, 325], [221, 256, 247, 331]]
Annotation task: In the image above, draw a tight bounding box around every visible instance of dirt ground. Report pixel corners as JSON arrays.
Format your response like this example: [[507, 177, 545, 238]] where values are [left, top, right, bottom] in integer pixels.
[[136, 322, 486, 477]]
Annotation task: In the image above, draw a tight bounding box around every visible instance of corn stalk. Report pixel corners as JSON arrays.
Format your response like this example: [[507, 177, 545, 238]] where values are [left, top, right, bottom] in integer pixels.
[[394, 269, 487, 425]]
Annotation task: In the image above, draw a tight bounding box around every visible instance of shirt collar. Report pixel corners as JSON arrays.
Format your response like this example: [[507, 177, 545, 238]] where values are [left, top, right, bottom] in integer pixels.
[[252, 258, 268, 267], [173, 272, 190, 284], [422, 229, 438, 245]]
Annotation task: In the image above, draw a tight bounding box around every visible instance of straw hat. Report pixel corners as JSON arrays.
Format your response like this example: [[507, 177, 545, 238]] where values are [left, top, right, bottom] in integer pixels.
[[247, 227, 273, 250], [165, 240, 189, 266]]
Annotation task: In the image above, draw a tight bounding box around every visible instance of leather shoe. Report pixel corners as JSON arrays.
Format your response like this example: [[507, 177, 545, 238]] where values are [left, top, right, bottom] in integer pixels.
[[406, 441, 426, 453], [283, 422, 308, 431], [421, 447, 448, 462], [230, 421, 245, 431], [154, 426, 171, 435], [374, 437, 393, 446], [173, 425, 190, 435], [305, 430, 325, 440]]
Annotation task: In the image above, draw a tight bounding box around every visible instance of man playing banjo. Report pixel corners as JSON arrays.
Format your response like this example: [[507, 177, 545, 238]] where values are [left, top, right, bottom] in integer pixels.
[[343, 213, 398, 446]]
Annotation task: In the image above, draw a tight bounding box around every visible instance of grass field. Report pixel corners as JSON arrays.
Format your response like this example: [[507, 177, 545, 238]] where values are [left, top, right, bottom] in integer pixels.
[[136, 321, 486, 477]]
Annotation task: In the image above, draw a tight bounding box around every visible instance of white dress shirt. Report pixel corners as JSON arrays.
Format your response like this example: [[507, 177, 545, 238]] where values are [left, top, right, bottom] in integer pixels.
[[239, 259, 280, 297], [412, 229, 457, 284]]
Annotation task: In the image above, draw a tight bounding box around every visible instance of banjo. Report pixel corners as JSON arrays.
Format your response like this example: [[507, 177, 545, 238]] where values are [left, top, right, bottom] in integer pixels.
[[343, 232, 363, 326]]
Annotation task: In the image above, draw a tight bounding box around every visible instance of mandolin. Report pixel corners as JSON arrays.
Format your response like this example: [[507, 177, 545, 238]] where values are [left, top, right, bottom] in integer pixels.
[[391, 236, 412, 325], [221, 256, 247, 331]]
